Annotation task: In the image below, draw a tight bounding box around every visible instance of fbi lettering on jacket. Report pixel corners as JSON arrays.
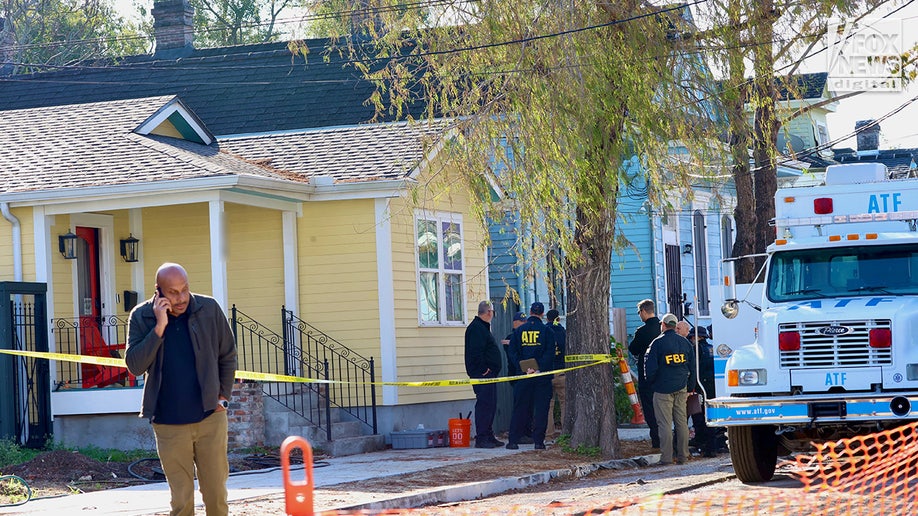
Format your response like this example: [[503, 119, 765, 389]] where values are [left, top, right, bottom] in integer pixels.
[[665, 353, 686, 364]]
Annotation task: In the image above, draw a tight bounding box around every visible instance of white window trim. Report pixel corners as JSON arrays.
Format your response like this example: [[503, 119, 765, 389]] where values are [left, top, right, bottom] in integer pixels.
[[692, 208, 711, 317], [415, 210, 466, 327]]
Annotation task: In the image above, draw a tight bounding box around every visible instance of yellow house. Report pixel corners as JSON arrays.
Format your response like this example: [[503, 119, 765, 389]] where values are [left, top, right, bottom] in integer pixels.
[[0, 95, 491, 451]]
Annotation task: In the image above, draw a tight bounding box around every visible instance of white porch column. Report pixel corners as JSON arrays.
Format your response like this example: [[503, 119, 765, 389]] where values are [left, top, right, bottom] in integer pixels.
[[209, 200, 228, 312], [128, 209, 145, 299], [32, 207, 57, 415], [282, 211, 300, 317], [375, 198, 398, 405]]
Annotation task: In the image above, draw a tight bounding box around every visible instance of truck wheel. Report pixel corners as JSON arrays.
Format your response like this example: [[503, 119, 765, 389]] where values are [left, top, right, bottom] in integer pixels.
[[728, 425, 777, 483]]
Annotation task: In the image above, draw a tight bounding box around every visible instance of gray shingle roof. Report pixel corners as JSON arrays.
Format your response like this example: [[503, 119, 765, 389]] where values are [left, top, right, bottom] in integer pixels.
[[832, 148, 918, 178], [0, 40, 424, 136], [777, 73, 829, 101], [0, 96, 305, 194], [0, 96, 450, 195], [220, 121, 450, 183]]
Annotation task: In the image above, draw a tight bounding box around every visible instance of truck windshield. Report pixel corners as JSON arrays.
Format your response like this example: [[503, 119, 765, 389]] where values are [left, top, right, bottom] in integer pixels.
[[767, 243, 918, 302]]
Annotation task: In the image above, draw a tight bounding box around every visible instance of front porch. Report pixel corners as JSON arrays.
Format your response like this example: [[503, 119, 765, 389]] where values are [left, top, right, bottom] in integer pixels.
[[3, 293, 381, 455]]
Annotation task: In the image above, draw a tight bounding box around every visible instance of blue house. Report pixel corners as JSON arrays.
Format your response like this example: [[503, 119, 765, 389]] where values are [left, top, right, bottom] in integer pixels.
[[487, 71, 842, 347]]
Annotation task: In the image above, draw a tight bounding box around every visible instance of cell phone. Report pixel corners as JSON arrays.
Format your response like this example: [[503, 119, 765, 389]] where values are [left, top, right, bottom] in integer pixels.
[[156, 286, 163, 297]]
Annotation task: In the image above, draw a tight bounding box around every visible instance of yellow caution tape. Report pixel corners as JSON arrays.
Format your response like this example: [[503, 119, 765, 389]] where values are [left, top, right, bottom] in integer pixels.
[[0, 349, 127, 368], [0, 349, 611, 387], [565, 354, 616, 362]]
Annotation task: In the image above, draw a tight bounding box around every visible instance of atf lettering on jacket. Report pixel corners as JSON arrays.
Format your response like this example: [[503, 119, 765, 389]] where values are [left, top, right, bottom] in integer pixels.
[[665, 353, 686, 364], [520, 331, 542, 346]]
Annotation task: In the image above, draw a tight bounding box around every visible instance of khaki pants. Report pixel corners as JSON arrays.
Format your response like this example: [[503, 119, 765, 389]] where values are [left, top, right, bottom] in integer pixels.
[[653, 388, 689, 464], [153, 411, 229, 516], [547, 373, 566, 434]]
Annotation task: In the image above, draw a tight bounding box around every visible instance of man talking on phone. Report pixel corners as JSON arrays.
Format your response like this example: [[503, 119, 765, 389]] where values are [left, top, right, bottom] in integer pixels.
[[126, 263, 237, 516]]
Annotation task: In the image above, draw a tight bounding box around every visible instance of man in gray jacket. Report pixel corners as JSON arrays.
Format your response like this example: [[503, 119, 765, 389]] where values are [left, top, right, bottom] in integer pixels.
[[126, 263, 237, 516]]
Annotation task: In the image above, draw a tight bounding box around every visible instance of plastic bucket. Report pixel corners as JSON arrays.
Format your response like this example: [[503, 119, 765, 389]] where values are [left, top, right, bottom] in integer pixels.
[[448, 418, 471, 447]]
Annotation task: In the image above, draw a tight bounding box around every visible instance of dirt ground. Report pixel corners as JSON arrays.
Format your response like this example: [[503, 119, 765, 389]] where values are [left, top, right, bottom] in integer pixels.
[[0, 449, 301, 502], [0, 438, 654, 502], [0, 439, 655, 510]]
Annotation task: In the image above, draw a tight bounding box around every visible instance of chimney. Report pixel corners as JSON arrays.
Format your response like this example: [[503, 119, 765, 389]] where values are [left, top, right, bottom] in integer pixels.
[[855, 120, 880, 153], [152, 0, 194, 58]]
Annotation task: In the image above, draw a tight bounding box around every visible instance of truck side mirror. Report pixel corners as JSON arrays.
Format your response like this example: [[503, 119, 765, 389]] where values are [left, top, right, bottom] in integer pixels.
[[721, 299, 739, 319]]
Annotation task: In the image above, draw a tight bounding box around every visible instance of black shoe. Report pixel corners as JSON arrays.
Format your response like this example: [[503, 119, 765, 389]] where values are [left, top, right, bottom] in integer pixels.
[[519, 436, 534, 444], [475, 439, 499, 449], [489, 437, 505, 446], [505, 443, 519, 450], [534, 443, 546, 450]]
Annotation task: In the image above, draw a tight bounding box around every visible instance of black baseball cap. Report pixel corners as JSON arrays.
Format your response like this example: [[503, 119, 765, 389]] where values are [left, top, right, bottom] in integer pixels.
[[530, 302, 545, 315], [513, 311, 527, 322]]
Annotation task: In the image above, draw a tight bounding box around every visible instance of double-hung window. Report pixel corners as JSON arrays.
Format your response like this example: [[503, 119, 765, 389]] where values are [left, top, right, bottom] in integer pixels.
[[416, 212, 465, 325]]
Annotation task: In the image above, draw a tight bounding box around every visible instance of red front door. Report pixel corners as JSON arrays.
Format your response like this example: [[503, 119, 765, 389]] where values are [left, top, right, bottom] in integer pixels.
[[75, 226, 133, 388]]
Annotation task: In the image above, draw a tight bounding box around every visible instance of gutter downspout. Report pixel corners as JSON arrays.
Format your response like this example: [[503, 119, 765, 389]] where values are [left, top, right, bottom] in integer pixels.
[[1, 202, 22, 281]]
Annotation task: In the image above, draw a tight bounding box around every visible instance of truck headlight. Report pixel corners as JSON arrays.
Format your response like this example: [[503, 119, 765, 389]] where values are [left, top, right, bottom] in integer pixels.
[[728, 369, 767, 386]]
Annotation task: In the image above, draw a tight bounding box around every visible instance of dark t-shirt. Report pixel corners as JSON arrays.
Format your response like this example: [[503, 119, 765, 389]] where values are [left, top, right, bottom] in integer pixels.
[[154, 312, 206, 424]]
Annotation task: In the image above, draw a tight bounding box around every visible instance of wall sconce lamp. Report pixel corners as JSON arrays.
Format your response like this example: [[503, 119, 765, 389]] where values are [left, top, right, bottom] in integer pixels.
[[58, 230, 78, 260], [682, 243, 693, 255], [120, 234, 140, 263]]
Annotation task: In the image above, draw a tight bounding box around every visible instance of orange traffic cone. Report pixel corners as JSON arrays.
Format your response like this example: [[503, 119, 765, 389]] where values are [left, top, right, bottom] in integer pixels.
[[281, 435, 314, 516], [616, 354, 646, 425]]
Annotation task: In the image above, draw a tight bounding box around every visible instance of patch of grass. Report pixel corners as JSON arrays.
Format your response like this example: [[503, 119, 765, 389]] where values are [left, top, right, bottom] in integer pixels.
[[0, 439, 155, 470], [0, 439, 42, 469], [554, 434, 602, 458], [0, 475, 30, 504], [77, 445, 155, 464]]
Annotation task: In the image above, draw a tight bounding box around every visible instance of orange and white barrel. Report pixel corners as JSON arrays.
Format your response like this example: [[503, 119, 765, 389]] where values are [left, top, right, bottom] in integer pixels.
[[617, 354, 645, 425]]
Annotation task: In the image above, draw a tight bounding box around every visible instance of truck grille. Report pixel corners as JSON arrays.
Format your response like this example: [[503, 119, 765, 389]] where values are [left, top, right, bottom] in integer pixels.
[[779, 320, 892, 368]]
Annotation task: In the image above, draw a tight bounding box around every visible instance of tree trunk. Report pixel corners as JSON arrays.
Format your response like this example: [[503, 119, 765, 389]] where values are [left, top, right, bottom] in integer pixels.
[[726, 59, 756, 282], [725, 0, 757, 284], [565, 203, 620, 457], [751, 0, 779, 274]]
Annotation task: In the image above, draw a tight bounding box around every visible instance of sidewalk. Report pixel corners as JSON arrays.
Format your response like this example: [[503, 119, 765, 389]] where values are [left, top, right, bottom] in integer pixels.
[[0, 427, 651, 515]]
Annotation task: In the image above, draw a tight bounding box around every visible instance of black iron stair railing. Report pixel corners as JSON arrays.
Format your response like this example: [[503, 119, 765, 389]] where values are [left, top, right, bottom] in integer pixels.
[[231, 306, 377, 440]]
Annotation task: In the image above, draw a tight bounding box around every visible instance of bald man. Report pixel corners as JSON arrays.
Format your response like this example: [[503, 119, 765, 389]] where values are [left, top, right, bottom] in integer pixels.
[[126, 263, 237, 516], [675, 320, 690, 338]]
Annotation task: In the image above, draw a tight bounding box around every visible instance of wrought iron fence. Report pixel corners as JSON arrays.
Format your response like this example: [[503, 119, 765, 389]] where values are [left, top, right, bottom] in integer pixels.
[[51, 315, 139, 390], [7, 298, 51, 447]]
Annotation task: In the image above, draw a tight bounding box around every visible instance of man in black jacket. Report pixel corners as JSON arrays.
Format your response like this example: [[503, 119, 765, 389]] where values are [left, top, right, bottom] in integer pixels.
[[464, 300, 504, 448], [507, 302, 555, 450], [628, 299, 661, 448], [645, 313, 697, 465]]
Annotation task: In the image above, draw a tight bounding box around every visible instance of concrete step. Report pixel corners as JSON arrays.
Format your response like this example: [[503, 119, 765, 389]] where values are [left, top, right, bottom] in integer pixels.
[[263, 395, 341, 425], [319, 434, 387, 457], [263, 390, 329, 415], [290, 420, 365, 442]]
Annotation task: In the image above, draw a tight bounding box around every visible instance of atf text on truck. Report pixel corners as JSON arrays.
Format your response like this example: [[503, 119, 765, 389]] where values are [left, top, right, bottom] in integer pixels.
[[710, 163, 918, 482]]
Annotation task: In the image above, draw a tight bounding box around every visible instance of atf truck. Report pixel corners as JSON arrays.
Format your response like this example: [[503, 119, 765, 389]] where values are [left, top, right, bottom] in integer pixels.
[[709, 162, 918, 482]]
